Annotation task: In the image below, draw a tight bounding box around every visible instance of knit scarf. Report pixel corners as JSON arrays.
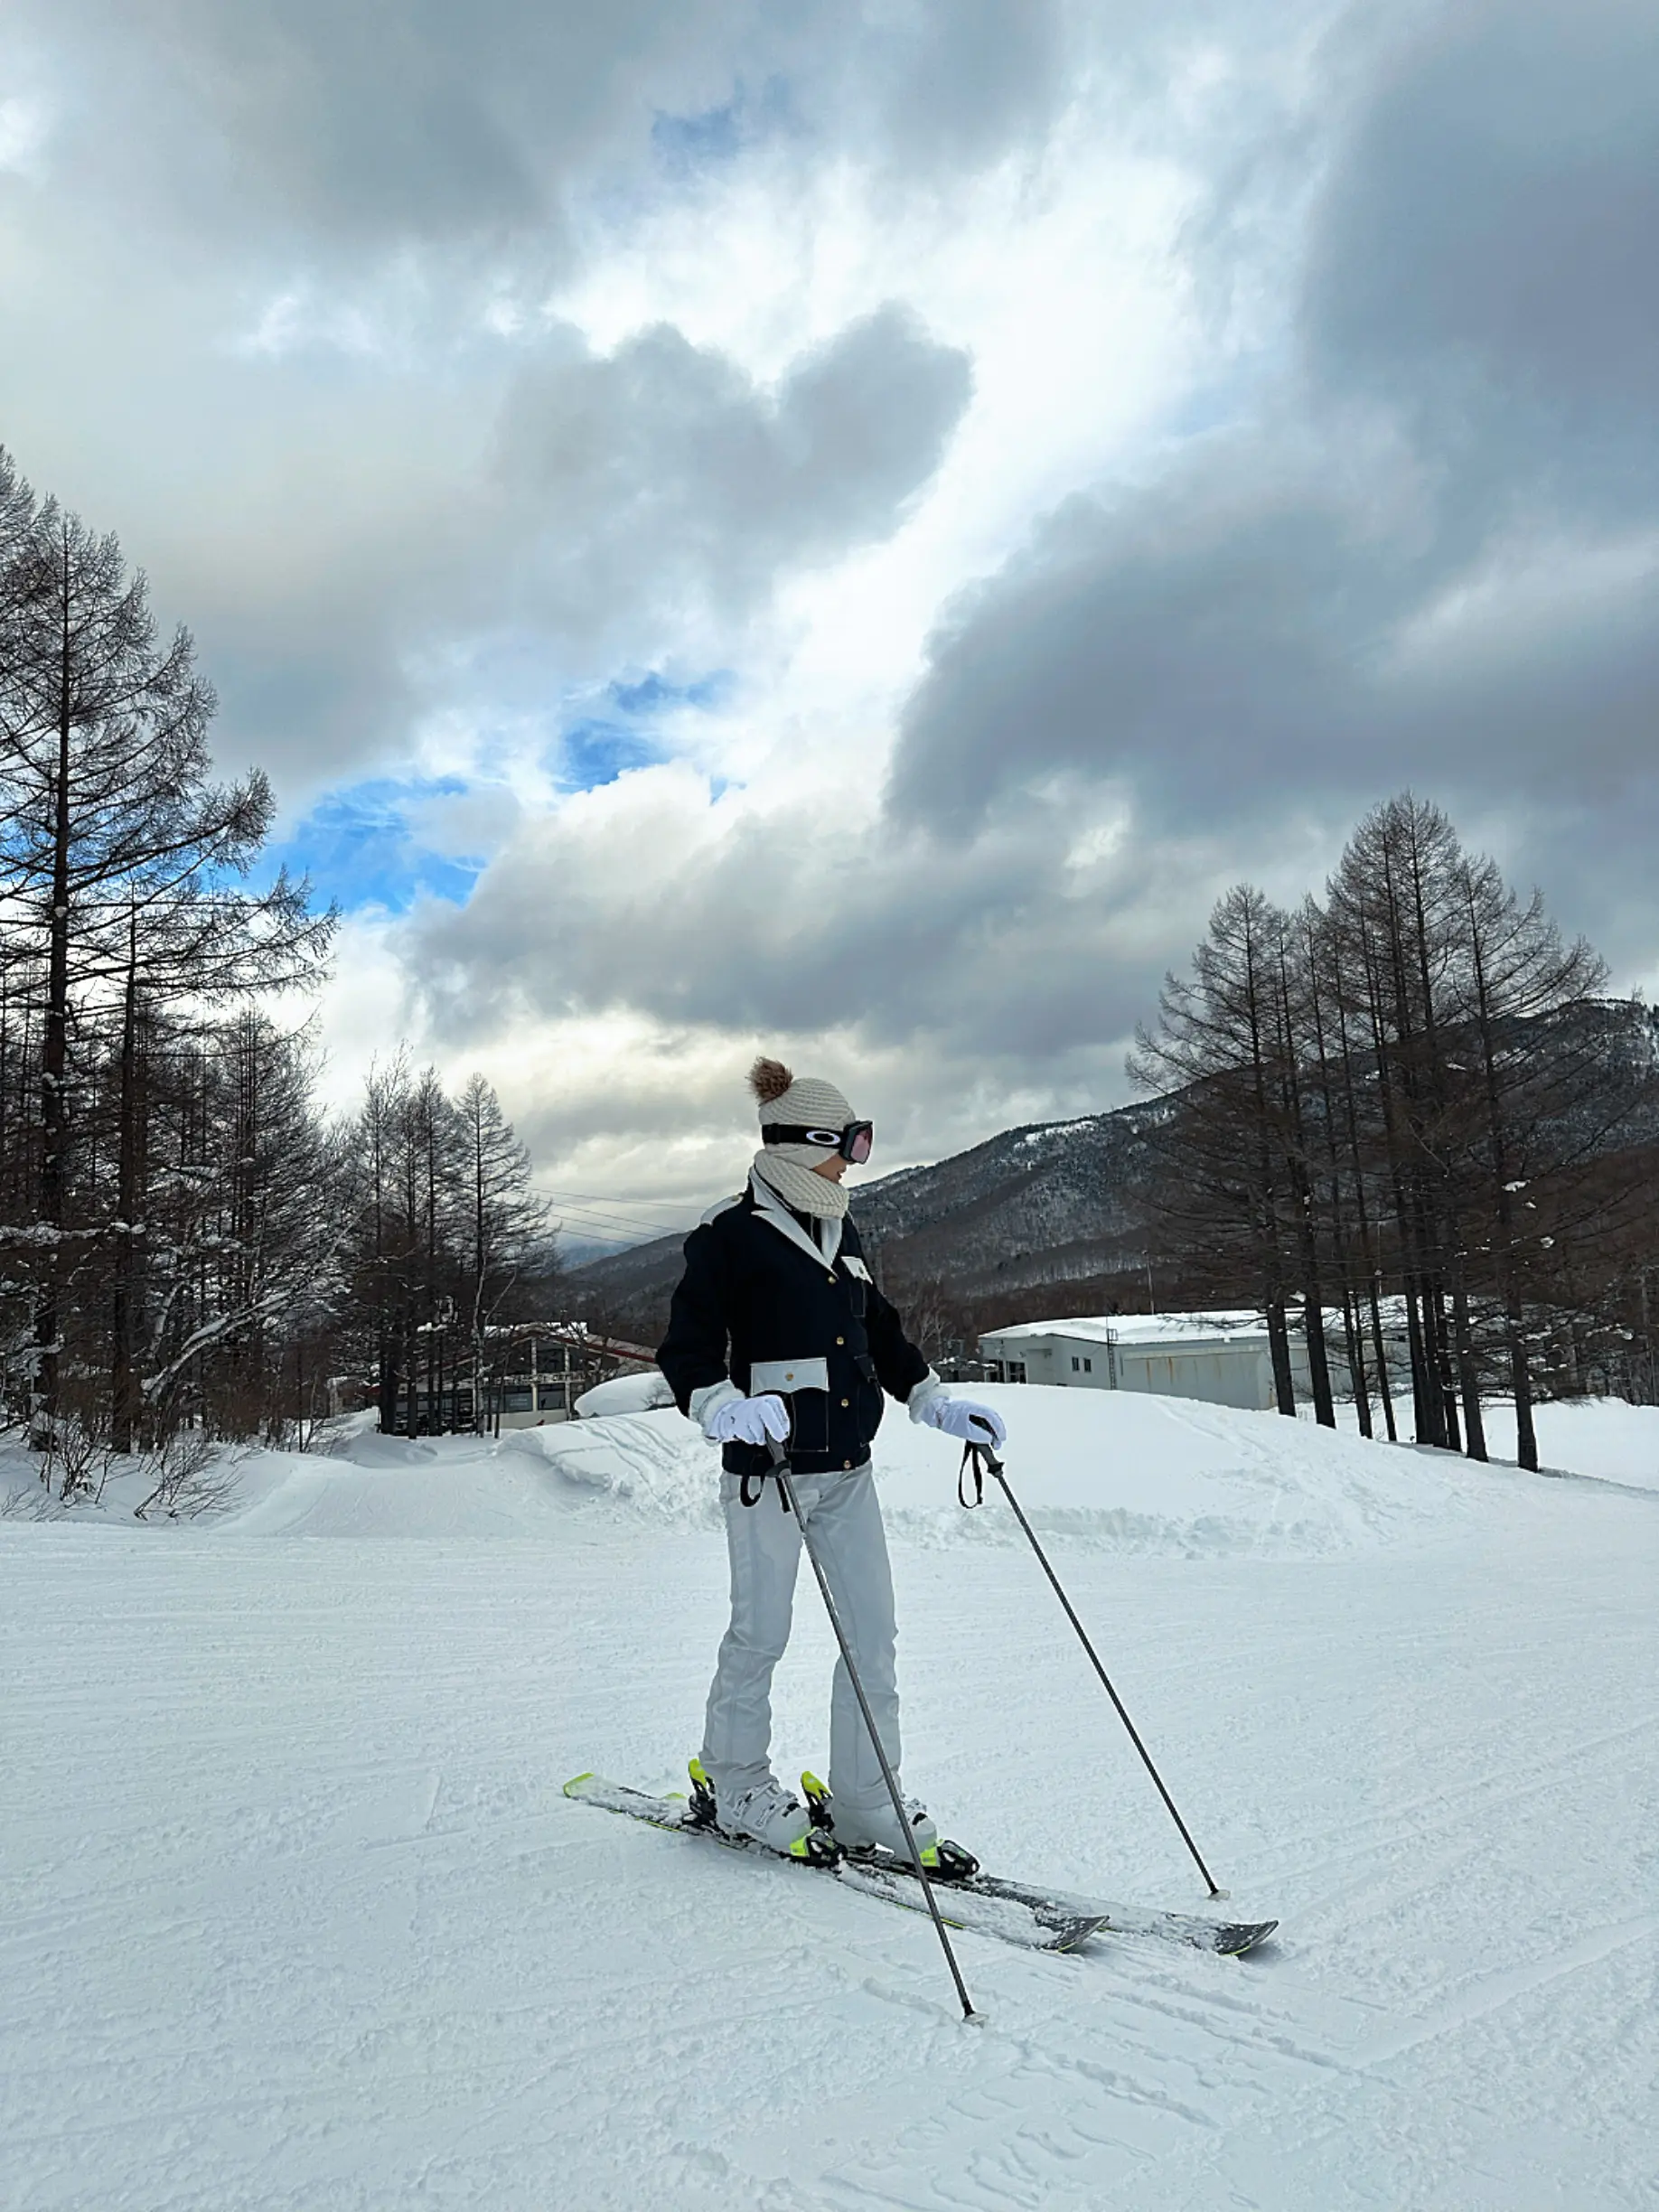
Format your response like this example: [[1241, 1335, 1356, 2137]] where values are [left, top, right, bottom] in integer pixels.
[[751, 1149, 848, 1221]]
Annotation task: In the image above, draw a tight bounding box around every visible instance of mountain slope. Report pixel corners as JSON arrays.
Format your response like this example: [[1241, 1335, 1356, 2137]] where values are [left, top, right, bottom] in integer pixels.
[[565, 998, 1659, 1343], [566, 1099, 1165, 1337]]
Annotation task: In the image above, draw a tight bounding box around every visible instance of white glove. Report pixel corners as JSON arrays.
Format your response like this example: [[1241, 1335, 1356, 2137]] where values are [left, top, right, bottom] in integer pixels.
[[918, 1395, 1006, 1448], [705, 1393, 792, 1448]]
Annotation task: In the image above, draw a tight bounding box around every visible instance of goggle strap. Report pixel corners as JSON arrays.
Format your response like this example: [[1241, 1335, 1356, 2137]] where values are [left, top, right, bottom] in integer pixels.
[[761, 1123, 843, 1147], [760, 1120, 875, 1165]]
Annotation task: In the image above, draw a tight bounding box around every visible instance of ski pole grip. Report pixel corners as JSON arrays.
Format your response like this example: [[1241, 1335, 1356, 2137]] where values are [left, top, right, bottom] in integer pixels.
[[764, 1430, 795, 1507], [969, 1416, 1004, 1477]]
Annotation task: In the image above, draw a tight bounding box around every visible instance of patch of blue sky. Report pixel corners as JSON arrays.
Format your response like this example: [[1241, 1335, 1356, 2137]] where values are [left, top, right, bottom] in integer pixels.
[[261, 776, 488, 915], [611, 669, 731, 717], [1157, 359, 1281, 449], [560, 718, 665, 791], [651, 76, 793, 177], [555, 668, 733, 792]]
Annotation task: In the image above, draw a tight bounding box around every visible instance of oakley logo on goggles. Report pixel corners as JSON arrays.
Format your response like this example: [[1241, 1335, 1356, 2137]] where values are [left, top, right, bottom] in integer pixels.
[[762, 1120, 874, 1165]]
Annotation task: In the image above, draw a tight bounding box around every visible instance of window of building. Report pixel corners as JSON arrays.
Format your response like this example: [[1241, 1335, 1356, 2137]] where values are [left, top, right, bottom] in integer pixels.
[[1083, 1357, 1092, 1373], [1071, 1355, 1080, 1372], [1008, 1362, 1026, 1384]]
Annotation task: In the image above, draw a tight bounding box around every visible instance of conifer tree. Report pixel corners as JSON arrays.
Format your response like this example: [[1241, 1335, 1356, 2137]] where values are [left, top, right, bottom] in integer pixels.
[[0, 495, 333, 1436]]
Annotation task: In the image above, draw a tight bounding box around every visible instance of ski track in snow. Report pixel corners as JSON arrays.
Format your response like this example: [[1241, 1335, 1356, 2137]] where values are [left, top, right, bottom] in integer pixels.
[[2, 1391, 1655, 2210]]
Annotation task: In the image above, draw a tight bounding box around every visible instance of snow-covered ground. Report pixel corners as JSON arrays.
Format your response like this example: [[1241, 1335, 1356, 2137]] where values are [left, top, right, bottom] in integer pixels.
[[1312, 1392, 1659, 1495], [1486, 1396, 1659, 1494], [3, 1390, 1654, 2210]]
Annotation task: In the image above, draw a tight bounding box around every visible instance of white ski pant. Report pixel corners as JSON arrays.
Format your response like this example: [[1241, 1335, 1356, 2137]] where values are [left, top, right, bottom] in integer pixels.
[[701, 1462, 900, 1813]]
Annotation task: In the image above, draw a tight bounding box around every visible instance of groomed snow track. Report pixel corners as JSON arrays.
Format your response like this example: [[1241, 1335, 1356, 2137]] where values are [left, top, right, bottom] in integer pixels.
[[3, 1392, 1654, 2209]]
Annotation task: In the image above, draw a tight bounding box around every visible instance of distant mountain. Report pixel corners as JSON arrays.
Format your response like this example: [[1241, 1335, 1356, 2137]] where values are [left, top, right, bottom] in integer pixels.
[[565, 998, 1659, 1348], [564, 1100, 1167, 1343], [851, 1101, 1164, 1284]]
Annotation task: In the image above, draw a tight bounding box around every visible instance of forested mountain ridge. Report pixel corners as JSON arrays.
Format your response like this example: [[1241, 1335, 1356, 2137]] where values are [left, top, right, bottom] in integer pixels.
[[852, 1101, 1162, 1281], [567, 993, 1659, 1355], [565, 1096, 1170, 1342]]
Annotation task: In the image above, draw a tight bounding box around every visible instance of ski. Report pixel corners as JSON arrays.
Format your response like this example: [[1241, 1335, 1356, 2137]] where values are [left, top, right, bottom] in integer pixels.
[[564, 1774, 1277, 1957], [562, 1773, 1105, 1954], [800, 1772, 1278, 1957], [872, 1861, 1277, 1957]]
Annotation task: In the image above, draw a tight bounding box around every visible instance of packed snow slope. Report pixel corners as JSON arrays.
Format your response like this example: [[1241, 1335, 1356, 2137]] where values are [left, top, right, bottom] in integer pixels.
[[3, 1390, 1655, 2211]]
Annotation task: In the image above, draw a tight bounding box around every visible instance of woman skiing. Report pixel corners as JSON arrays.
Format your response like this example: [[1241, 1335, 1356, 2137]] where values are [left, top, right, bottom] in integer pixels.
[[657, 1057, 1007, 1863]]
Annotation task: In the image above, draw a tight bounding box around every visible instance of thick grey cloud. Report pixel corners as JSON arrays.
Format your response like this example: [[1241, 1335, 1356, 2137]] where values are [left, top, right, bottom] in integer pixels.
[[178, 307, 970, 783], [400, 761, 1184, 1117], [18, 0, 1074, 256], [887, 0, 1659, 980], [497, 305, 972, 635], [0, 277, 968, 794], [827, 0, 1069, 175], [0, 2, 999, 804], [19, 0, 749, 251], [386, 0, 1659, 1168], [12, 0, 1658, 1194], [1308, 2, 1659, 455], [891, 443, 1659, 825], [888, 457, 1411, 828]]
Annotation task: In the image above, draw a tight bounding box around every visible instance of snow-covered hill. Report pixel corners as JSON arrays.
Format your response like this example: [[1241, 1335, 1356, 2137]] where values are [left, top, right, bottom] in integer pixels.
[[3, 1394, 1654, 2209]]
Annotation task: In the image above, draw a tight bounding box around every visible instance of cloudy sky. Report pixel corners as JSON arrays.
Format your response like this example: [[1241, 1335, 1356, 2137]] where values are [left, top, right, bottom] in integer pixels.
[[3, 0, 1655, 1249]]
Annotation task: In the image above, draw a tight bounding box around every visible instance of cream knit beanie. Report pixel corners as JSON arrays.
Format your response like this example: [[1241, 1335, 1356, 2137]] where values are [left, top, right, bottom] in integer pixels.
[[748, 1056, 855, 1220]]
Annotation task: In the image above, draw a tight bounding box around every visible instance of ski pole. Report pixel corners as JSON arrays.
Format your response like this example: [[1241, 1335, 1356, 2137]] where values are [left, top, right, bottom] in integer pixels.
[[766, 1437, 979, 2021], [963, 1432, 1225, 1900]]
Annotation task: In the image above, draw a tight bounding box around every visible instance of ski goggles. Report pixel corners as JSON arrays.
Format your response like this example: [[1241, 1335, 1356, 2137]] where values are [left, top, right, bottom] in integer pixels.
[[761, 1120, 875, 1165]]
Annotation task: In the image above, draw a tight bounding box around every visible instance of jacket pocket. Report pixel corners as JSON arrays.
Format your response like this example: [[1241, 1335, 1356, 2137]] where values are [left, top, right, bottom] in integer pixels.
[[788, 1392, 830, 1454], [750, 1357, 830, 1396]]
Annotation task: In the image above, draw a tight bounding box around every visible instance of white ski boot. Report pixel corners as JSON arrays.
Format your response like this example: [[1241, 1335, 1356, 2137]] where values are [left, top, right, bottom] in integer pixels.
[[801, 1772, 979, 1878], [688, 1759, 837, 1864]]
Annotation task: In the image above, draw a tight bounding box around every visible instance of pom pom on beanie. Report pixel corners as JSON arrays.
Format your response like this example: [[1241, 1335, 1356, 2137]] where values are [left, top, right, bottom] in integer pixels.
[[748, 1057, 794, 1107]]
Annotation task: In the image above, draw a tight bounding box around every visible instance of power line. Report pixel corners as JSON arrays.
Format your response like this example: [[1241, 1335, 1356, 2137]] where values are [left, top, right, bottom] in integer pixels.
[[542, 1185, 707, 1209], [544, 1197, 689, 1231], [541, 1192, 696, 1242]]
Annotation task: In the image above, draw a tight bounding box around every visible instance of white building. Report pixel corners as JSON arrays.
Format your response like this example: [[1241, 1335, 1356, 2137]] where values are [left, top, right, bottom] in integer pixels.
[[979, 1312, 1314, 1412], [409, 1326, 657, 1433]]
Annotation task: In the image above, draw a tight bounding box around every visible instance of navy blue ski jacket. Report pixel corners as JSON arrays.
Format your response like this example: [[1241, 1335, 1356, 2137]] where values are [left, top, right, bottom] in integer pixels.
[[656, 1185, 930, 1478]]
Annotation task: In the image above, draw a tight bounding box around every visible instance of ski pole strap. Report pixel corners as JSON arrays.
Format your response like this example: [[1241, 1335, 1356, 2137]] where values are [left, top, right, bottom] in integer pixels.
[[746, 1434, 793, 1511], [958, 1423, 1007, 1506], [739, 1467, 792, 1510], [958, 1442, 988, 1509]]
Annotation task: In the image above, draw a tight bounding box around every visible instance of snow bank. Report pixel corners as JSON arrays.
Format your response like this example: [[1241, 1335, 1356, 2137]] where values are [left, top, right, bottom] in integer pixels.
[[211, 1385, 1570, 1556], [14, 1382, 1623, 1554], [220, 1437, 595, 1541], [573, 1370, 677, 1417], [508, 1383, 1522, 1559], [503, 1409, 721, 1527], [878, 1384, 1516, 1557]]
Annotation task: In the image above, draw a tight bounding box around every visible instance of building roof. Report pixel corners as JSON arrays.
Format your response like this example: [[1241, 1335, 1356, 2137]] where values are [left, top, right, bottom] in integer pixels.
[[982, 1310, 1268, 1350]]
